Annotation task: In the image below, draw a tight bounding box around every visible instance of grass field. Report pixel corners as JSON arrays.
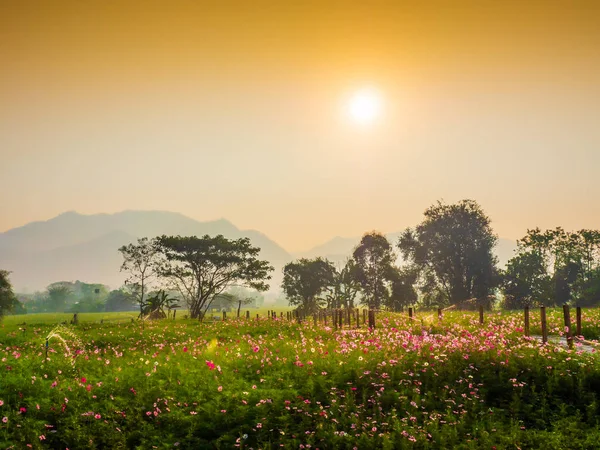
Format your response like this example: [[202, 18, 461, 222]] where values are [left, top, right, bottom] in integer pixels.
[[1, 308, 600, 449]]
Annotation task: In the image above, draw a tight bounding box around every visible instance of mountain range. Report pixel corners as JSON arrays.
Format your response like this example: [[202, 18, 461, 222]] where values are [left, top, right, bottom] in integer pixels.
[[0, 210, 518, 292]]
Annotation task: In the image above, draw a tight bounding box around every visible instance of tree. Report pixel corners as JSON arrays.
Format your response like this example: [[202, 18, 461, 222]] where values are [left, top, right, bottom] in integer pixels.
[[105, 289, 137, 312], [387, 267, 418, 312], [46, 284, 73, 312], [398, 200, 499, 309], [501, 251, 552, 308], [154, 235, 273, 320], [143, 290, 179, 318], [282, 258, 336, 314], [326, 259, 362, 309], [119, 238, 159, 320], [0, 270, 19, 320], [513, 228, 600, 306], [352, 232, 396, 309]]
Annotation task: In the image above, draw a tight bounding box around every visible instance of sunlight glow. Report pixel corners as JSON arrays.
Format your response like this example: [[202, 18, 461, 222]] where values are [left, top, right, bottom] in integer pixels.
[[348, 88, 383, 125]]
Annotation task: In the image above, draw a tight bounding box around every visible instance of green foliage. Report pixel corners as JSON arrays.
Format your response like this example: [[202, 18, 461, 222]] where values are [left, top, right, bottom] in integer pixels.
[[502, 251, 553, 308], [398, 199, 499, 309], [0, 270, 19, 319], [282, 257, 336, 313], [143, 290, 179, 317], [104, 289, 137, 312], [352, 232, 396, 309], [154, 234, 273, 319], [387, 266, 418, 311], [507, 228, 600, 307]]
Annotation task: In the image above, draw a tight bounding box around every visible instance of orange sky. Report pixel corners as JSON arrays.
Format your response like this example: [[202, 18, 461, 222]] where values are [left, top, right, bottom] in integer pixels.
[[2, 0, 600, 251]]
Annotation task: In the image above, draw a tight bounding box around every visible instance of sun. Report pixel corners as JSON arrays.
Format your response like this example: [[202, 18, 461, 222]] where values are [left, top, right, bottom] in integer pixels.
[[348, 88, 383, 125]]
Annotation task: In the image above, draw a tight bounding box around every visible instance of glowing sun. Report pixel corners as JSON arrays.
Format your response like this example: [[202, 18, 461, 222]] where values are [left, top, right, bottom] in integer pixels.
[[348, 88, 383, 125]]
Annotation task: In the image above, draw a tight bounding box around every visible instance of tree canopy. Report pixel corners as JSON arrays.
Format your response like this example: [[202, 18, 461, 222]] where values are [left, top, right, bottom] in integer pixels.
[[0, 270, 19, 320], [281, 258, 336, 314], [154, 235, 273, 319], [398, 199, 499, 308]]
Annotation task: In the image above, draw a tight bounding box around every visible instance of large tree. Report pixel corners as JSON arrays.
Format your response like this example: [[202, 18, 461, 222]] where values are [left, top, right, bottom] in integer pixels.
[[46, 284, 73, 312], [352, 232, 396, 309], [154, 235, 272, 319], [501, 251, 552, 309], [398, 199, 499, 308], [387, 267, 419, 312], [0, 270, 19, 320], [119, 238, 159, 319], [509, 228, 600, 306], [282, 258, 336, 313]]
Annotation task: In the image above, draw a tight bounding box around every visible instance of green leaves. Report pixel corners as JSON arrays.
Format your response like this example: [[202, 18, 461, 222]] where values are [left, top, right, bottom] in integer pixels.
[[153, 235, 273, 319], [398, 199, 499, 308]]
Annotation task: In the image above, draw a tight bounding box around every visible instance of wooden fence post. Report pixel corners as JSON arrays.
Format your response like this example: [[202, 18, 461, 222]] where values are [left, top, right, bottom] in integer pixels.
[[541, 306, 548, 344], [408, 307, 413, 320], [368, 310, 376, 329], [576, 306, 582, 336], [73, 313, 79, 325], [246, 310, 250, 319], [479, 305, 484, 325], [363, 309, 367, 325], [563, 304, 573, 349], [355, 308, 360, 328], [173, 310, 177, 320], [338, 309, 343, 328], [222, 311, 226, 321], [524, 306, 530, 337], [437, 308, 442, 322]]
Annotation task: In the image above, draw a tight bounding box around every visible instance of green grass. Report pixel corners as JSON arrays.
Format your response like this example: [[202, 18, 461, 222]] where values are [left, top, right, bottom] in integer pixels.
[[1, 309, 600, 449]]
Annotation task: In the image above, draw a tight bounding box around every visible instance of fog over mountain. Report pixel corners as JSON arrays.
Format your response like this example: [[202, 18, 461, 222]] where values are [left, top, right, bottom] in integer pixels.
[[0, 211, 517, 292]]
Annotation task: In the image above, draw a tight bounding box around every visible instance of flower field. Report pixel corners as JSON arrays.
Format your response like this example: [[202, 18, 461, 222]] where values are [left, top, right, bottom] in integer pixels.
[[1, 309, 600, 449]]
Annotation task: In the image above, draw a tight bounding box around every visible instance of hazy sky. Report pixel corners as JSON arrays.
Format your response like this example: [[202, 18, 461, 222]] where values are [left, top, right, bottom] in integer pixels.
[[2, 1, 600, 252]]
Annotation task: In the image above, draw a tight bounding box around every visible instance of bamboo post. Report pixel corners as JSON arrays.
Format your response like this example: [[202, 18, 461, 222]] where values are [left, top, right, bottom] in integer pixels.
[[576, 306, 582, 336], [563, 304, 573, 349], [524, 306, 530, 337], [479, 305, 484, 325], [541, 306, 548, 344]]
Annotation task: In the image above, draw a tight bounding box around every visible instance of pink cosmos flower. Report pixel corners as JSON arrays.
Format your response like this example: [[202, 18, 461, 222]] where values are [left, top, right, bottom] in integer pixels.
[[2, 417, 7, 423]]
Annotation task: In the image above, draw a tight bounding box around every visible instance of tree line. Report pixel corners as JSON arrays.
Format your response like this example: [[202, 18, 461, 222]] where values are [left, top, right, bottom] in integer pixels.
[[2, 198, 600, 320], [282, 199, 600, 312]]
